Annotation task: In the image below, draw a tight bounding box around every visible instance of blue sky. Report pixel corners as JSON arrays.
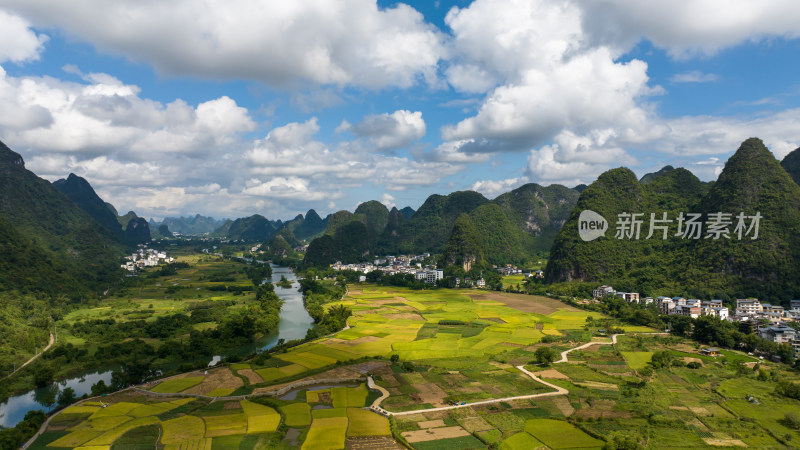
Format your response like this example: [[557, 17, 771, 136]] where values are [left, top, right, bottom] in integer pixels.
[[1, 1, 799, 221]]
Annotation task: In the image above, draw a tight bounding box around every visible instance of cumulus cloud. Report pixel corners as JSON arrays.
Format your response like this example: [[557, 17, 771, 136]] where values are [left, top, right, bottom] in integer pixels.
[[349, 110, 426, 152], [470, 176, 529, 198], [580, 0, 800, 59], [0, 10, 48, 63], [439, 0, 800, 182], [381, 193, 396, 208], [526, 130, 637, 185], [220, 118, 464, 216], [441, 0, 656, 151], [0, 66, 255, 158], [2, 0, 444, 89], [416, 139, 491, 163]]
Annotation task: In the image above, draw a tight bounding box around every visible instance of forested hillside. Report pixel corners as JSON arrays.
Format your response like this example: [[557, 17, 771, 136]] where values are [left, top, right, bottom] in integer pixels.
[[546, 138, 800, 303]]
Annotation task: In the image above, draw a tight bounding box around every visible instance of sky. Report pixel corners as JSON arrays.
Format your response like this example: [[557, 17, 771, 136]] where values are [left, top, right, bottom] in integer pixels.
[[1, 0, 799, 221]]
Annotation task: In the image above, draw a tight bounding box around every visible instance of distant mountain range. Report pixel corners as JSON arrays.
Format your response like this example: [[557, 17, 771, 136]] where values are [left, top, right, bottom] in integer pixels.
[[546, 138, 800, 302], [149, 214, 228, 235], [303, 185, 580, 268], [4, 136, 799, 302]]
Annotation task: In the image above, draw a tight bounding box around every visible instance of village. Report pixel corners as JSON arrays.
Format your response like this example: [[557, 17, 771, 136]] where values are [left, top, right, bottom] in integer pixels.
[[592, 285, 800, 357], [120, 246, 175, 272]]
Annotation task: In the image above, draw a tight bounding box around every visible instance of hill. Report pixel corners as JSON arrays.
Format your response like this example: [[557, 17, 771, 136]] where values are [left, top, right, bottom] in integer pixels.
[[0, 140, 124, 293], [781, 146, 800, 186], [151, 214, 227, 235], [546, 138, 800, 302], [289, 209, 328, 241], [53, 173, 125, 241], [440, 183, 579, 269], [216, 214, 279, 242], [304, 185, 579, 268]]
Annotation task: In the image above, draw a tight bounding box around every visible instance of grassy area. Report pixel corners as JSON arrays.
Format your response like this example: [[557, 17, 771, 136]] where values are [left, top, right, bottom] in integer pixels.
[[151, 376, 205, 393], [524, 419, 603, 448], [620, 351, 653, 370]]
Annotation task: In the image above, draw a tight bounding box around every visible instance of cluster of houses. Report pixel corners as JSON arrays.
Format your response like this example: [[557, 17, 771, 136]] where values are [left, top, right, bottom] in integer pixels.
[[121, 247, 174, 271], [493, 264, 544, 278], [331, 255, 445, 285], [593, 285, 800, 355]]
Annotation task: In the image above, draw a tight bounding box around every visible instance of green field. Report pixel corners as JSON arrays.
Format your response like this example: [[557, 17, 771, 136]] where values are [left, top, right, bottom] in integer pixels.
[[302, 416, 348, 450], [500, 431, 546, 450], [621, 351, 653, 370], [524, 419, 603, 449], [28, 273, 800, 449], [151, 376, 204, 393], [280, 402, 312, 427], [346, 408, 391, 436]]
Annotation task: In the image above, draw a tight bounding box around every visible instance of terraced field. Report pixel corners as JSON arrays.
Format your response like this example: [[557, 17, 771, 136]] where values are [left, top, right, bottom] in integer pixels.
[[34, 382, 391, 450]]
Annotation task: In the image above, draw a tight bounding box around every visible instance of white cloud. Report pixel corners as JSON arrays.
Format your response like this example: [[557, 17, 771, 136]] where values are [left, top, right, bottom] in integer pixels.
[[380, 193, 396, 208], [2, 0, 444, 89], [470, 176, 529, 198], [526, 130, 637, 185], [0, 66, 255, 158], [441, 0, 656, 150], [242, 176, 330, 201], [417, 139, 491, 163], [0, 10, 47, 63], [242, 118, 465, 208], [670, 70, 720, 83], [350, 110, 426, 151], [580, 0, 800, 59]]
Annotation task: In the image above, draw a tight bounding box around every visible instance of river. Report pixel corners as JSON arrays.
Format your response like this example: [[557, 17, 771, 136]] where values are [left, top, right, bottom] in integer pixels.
[[0, 263, 313, 429]]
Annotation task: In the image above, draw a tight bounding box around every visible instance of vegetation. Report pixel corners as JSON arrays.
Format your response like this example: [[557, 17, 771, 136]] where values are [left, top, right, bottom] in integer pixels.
[[547, 138, 800, 303]]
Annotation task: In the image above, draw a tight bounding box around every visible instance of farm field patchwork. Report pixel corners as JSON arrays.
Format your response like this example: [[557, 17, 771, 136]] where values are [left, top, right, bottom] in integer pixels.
[[30, 284, 800, 449]]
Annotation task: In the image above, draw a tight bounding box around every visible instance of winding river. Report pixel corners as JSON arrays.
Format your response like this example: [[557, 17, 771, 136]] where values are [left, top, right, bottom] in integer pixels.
[[0, 264, 313, 429]]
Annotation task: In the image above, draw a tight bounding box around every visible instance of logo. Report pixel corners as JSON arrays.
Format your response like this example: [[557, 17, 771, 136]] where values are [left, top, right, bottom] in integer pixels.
[[578, 210, 608, 241]]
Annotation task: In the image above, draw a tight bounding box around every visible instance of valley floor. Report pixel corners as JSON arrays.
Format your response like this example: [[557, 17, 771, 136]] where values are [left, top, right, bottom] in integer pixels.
[[26, 283, 800, 448]]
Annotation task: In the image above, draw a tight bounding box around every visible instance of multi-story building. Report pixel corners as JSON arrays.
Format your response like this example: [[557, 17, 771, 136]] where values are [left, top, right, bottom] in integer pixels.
[[736, 299, 762, 316], [593, 285, 616, 299]]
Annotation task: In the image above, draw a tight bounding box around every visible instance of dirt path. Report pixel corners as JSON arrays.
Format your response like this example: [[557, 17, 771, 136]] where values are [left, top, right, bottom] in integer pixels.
[[4, 332, 54, 380], [369, 365, 568, 417], [555, 334, 618, 363], [369, 333, 671, 416]]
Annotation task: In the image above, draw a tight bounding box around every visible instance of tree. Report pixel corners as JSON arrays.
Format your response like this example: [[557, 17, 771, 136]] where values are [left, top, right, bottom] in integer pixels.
[[650, 350, 673, 369], [534, 346, 558, 365], [57, 387, 77, 406], [33, 363, 54, 387], [91, 379, 110, 396], [783, 412, 800, 430]]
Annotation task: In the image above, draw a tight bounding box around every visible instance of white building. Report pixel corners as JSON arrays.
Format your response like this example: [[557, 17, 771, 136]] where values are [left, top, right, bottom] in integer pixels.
[[593, 285, 616, 299], [736, 299, 762, 316]]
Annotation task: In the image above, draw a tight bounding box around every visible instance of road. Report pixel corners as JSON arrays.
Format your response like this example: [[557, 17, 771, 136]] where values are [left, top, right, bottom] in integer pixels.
[[4, 332, 54, 380], [368, 334, 626, 416]]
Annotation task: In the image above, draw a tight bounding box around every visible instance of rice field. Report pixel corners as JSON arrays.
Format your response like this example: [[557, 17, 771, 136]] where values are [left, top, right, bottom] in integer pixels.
[[280, 402, 312, 427], [346, 408, 391, 436], [523, 419, 603, 448], [302, 416, 348, 450], [621, 351, 654, 370], [150, 376, 204, 393]]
